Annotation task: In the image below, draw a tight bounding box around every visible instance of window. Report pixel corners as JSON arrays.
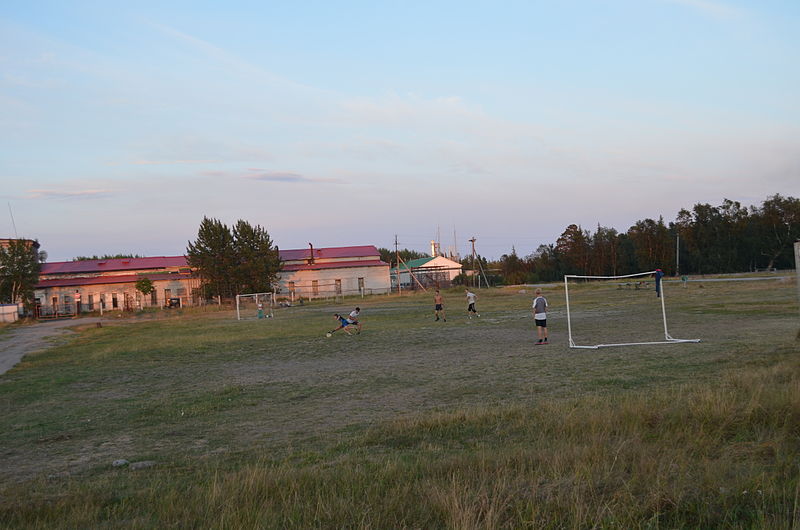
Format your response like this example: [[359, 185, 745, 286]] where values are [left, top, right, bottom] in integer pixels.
[[51, 296, 58, 310], [112, 293, 118, 309], [335, 279, 342, 294], [288, 281, 295, 294], [100, 294, 106, 309], [358, 277, 365, 293], [176, 287, 186, 296], [150, 290, 157, 305], [88, 294, 94, 311], [311, 280, 319, 296]]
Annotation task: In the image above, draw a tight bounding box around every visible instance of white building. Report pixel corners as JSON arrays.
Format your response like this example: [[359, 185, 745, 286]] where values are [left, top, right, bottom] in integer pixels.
[[390, 256, 463, 289], [275, 245, 390, 300]]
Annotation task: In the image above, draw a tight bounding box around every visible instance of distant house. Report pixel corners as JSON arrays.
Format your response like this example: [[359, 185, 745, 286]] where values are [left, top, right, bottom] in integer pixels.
[[276, 245, 390, 300], [390, 256, 463, 289], [32, 244, 391, 314], [34, 257, 199, 315]]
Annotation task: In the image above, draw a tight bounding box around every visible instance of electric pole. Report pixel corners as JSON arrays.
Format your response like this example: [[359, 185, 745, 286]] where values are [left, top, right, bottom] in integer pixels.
[[469, 237, 477, 288], [395, 234, 401, 295]]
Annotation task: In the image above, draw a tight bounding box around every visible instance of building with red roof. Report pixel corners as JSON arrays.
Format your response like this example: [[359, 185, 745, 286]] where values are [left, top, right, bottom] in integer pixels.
[[275, 244, 390, 300], [33, 244, 390, 315], [35, 256, 199, 315]]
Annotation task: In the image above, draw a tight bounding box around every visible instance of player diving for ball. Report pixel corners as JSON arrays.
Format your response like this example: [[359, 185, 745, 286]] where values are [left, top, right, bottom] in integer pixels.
[[329, 309, 361, 336]]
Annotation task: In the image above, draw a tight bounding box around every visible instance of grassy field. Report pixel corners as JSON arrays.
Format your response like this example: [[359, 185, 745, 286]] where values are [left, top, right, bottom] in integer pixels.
[[1, 277, 798, 528]]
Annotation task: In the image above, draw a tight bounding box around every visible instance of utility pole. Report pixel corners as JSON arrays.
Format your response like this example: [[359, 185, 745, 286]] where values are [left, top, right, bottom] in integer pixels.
[[794, 241, 800, 340], [676, 234, 680, 277], [469, 237, 477, 288], [395, 234, 401, 295]]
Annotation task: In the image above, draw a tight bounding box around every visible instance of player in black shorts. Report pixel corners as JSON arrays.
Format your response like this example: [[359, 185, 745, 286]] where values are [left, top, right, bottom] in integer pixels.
[[434, 289, 446, 322]]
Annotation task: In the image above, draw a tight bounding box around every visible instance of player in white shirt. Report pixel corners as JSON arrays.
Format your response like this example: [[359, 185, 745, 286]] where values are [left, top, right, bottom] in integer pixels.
[[347, 307, 362, 334], [532, 288, 548, 345], [465, 290, 480, 318]]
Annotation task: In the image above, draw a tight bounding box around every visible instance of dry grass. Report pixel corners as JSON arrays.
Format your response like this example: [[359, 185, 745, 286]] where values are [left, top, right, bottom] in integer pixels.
[[0, 278, 798, 528]]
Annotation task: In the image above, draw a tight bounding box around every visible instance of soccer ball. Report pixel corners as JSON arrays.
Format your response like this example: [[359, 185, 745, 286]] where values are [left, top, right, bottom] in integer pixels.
[[326, 332, 332, 338]]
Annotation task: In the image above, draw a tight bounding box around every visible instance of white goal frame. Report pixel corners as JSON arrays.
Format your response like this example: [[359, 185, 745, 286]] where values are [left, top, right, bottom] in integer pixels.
[[564, 270, 700, 349], [235, 292, 275, 321]]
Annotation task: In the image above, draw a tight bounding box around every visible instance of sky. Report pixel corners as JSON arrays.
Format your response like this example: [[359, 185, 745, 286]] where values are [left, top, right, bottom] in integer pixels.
[[1, 0, 798, 261]]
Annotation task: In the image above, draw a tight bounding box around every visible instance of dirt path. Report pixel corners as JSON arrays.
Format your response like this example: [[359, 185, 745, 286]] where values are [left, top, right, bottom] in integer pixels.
[[0, 318, 104, 375]]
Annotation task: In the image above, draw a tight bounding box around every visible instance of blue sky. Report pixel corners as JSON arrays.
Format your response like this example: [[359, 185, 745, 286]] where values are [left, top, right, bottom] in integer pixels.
[[1, 0, 798, 261]]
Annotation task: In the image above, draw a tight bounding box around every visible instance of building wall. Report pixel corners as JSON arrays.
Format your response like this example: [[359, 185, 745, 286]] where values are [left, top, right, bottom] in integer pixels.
[[0, 304, 19, 323], [276, 266, 390, 299], [34, 277, 200, 315]]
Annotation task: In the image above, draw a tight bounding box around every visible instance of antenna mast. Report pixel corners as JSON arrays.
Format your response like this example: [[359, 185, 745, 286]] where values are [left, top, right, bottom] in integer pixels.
[[8, 203, 18, 238]]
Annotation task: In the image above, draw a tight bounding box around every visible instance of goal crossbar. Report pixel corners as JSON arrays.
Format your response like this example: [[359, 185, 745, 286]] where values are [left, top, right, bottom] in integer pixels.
[[564, 271, 700, 349]]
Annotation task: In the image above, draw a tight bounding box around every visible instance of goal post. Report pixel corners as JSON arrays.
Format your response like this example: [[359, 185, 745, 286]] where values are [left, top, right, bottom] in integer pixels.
[[564, 270, 700, 349], [235, 292, 275, 321]]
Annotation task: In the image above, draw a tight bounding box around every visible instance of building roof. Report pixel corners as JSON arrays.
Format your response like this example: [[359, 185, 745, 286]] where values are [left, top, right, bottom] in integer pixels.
[[35, 272, 194, 289], [390, 256, 463, 272], [390, 257, 433, 272], [282, 259, 388, 272], [39, 246, 383, 275], [279, 245, 381, 262], [41, 256, 189, 275]]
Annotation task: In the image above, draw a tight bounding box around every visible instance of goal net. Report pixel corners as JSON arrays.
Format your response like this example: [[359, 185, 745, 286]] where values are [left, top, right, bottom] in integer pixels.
[[564, 270, 700, 349], [235, 292, 274, 321]]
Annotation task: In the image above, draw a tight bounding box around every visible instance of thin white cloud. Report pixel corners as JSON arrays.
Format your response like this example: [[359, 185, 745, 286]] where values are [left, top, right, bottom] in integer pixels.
[[130, 159, 218, 165], [662, 0, 744, 19], [244, 171, 340, 184], [27, 189, 112, 199], [144, 20, 322, 95]]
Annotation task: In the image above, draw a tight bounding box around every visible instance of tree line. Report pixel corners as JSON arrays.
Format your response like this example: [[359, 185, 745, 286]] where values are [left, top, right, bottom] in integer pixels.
[[490, 194, 799, 284]]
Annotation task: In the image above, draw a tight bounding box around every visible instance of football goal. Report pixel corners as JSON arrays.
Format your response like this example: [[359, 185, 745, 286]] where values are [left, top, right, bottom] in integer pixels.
[[564, 271, 700, 349], [235, 292, 274, 321]]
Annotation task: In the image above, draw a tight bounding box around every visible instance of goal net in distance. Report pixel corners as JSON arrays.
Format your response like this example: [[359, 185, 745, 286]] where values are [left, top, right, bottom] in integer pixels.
[[564, 271, 700, 349], [235, 292, 274, 321]]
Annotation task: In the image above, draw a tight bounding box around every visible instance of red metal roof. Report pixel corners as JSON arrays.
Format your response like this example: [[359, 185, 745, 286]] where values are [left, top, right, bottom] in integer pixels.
[[35, 272, 194, 289], [281, 259, 388, 272], [41, 256, 189, 275], [279, 245, 381, 262], [39, 246, 382, 275]]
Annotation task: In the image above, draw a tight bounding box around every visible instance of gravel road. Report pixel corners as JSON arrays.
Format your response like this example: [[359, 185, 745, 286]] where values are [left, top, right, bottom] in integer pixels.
[[0, 318, 104, 375]]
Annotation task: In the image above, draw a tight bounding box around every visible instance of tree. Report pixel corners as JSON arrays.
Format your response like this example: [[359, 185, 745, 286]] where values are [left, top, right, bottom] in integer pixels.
[[187, 217, 282, 298], [377, 247, 427, 265], [751, 194, 800, 270], [499, 247, 529, 285], [527, 244, 562, 282], [135, 278, 154, 297], [590, 225, 620, 276], [187, 217, 236, 298], [73, 254, 143, 261], [626, 217, 673, 273], [0, 239, 45, 308], [556, 224, 591, 275], [231, 220, 282, 293]]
